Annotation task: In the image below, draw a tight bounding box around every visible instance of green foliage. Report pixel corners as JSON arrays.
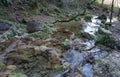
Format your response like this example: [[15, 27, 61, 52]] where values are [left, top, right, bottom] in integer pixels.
[[96, 34, 111, 44], [29, 32, 51, 39], [55, 65, 64, 72], [95, 59, 103, 64], [9, 73, 27, 77], [95, 30, 117, 49], [43, 23, 53, 33], [0, 19, 26, 40], [101, 19, 106, 24], [55, 63, 70, 72], [63, 39, 70, 46], [30, 1, 39, 9], [0, 8, 4, 15], [104, 24, 110, 30], [84, 14, 92, 22], [0, 0, 12, 6]]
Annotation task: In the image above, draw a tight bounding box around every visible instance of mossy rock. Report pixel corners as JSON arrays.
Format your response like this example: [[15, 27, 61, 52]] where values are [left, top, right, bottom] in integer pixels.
[[84, 14, 92, 22]]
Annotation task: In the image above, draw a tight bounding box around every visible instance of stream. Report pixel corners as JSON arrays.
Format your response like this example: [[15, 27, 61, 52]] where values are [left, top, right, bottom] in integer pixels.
[[0, 15, 120, 77], [54, 15, 117, 77]]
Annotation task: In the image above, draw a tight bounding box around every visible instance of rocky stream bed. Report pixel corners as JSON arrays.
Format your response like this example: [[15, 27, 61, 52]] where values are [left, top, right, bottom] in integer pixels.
[[0, 14, 120, 77]]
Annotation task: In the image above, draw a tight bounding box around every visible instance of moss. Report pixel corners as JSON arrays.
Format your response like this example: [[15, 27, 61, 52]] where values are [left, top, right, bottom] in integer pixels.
[[96, 34, 110, 44], [95, 59, 103, 64], [0, 19, 27, 40], [9, 72, 27, 77], [0, 61, 6, 67], [55, 62, 70, 73], [84, 14, 92, 22], [95, 33, 117, 49], [20, 55, 31, 62], [63, 39, 70, 46], [0, 0, 12, 6]]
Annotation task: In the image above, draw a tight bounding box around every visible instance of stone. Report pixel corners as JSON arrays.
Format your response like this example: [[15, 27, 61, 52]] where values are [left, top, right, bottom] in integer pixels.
[[0, 21, 12, 34], [82, 63, 93, 77], [72, 38, 95, 51], [6, 65, 16, 70], [80, 32, 94, 40], [98, 27, 112, 34], [86, 54, 95, 64], [97, 14, 107, 21], [94, 50, 120, 77], [75, 74, 82, 77], [26, 20, 43, 33], [64, 50, 85, 68]]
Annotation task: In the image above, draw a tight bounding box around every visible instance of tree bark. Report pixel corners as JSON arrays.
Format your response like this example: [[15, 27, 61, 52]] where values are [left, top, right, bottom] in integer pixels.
[[102, 0, 104, 7], [110, 0, 114, 25], [118, 8, 120, 21]]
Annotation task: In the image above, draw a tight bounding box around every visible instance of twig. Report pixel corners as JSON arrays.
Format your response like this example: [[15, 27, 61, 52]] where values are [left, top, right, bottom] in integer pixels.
[[53, 9, 86, 24]]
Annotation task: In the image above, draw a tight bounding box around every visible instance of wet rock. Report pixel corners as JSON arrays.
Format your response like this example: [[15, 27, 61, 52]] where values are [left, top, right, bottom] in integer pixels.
[[54, 74, 62, 77], [93, 50, 108, 60], [75, 74, 82, 77], [94, 63, 111, 77], [80, 32, 94, 40], [94, 51, 120, 77], [0, 21, 12, 34], [86, 54, 95, 64], [97, 14, 107, 22], [98, 27, 112, 34], [26, 20, 43, 33], [64, 50, 85, 68], [88, 48, 108, 60], [72, 38, 95, 51], [110, 22, 120, 50], [82, 63, 93, 77]]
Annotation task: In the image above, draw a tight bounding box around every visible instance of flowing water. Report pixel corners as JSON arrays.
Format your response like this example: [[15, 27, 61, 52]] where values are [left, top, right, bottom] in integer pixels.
[[0, 14, 119, 77], [56, 16, 111, 77]]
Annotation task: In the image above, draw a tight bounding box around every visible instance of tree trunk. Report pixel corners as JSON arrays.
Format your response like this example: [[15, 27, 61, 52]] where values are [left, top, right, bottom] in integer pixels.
[[110, 0, 114, 25], [118, 8, 120, 21], [102, 0, 104, 7]]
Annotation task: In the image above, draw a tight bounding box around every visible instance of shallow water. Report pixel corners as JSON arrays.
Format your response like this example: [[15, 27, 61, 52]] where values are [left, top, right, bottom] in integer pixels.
[[83, 16, 100, 36], [64, 50, 85, 68], [83, 16, 117, 36]]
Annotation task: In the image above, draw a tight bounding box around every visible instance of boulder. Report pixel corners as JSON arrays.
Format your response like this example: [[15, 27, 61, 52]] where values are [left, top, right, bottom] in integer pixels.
[[26, 20, 43, 33], [0, 21, 12, 34], [97, 14, 107, 21]]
